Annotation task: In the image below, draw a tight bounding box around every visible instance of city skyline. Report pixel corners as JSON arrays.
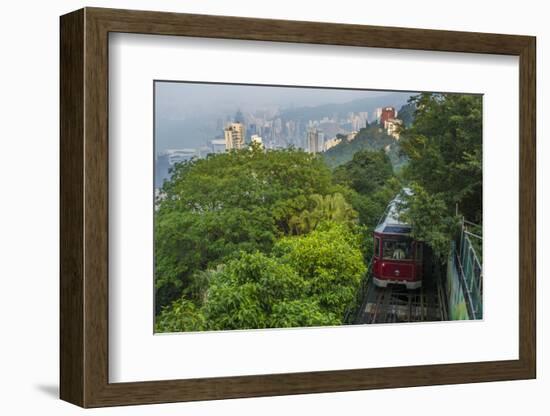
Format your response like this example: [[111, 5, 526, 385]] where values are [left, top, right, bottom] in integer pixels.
[[153, 89, 484, 333], [154, 81, 415, 155], [154, 82, 418, 188]]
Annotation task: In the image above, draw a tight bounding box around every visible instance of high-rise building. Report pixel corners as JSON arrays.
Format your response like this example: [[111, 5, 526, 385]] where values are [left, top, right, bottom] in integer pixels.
[[155, 153, 170, 188], [385, 118, 403, 139], [375, 107, 383, 123], [224, 122, 246, 150], [248, 123, 258, 138], [307, 128, 324, 153], [380, 107, 396, 125], [234, 109, 246, 125], [351, 114, 361, 131], [215, 118, 224, 132]]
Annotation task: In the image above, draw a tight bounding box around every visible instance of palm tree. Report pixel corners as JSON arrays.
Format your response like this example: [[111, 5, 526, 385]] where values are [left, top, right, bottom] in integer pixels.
[[289, 193, 357, 235]]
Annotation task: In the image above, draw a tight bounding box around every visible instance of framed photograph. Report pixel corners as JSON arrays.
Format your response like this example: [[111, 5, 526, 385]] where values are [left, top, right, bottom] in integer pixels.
[[60, 7, 536, 408]]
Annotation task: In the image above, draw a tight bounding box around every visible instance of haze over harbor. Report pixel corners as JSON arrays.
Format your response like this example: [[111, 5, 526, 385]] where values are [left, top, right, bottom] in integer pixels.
[[154, 81, 413, 154]]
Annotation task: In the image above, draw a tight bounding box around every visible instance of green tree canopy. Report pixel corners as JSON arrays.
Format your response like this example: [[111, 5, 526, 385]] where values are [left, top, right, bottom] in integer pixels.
[[273, 222, 366, 317], [398, 183, 460, 257], [323, 124, 401, 168], [398, 93, 482, 255], [155, 222, 366, 332], [155, 147, 336, 312], [288, 193, 358, 235], [332, 150, 401, 231], [333, 149, 393, 195], [400, 93, 482, 222]]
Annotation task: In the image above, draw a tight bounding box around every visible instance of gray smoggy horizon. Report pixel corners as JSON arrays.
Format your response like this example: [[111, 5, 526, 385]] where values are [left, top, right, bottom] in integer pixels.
[[154, 81, 417, 154]]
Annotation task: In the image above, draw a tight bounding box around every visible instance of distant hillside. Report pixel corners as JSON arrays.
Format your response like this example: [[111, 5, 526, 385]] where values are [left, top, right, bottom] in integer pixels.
[[397, 101, 416, 128], [280, 93, 411, 123], [323, 124, 406, 169]]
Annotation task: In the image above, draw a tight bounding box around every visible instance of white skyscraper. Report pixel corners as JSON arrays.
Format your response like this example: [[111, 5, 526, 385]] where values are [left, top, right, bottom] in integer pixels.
[[375, 107, 383, 123], [224, 122, 246, 150], [251, 134, 264, 148]]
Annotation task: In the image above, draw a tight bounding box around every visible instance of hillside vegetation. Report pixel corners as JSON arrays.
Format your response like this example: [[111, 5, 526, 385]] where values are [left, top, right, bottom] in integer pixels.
[[323, 123, 405, 169]]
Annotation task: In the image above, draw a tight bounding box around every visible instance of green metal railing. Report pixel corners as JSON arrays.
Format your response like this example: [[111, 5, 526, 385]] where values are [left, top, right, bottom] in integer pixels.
[[455, 218, 483, 319]]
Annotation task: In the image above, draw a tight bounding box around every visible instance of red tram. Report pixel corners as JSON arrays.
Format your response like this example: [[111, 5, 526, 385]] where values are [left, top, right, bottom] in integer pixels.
[[372, 189, 424, 290]]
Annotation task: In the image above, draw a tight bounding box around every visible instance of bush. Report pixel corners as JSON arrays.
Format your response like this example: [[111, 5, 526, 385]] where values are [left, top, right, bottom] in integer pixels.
[[157, 223, 366, 332]]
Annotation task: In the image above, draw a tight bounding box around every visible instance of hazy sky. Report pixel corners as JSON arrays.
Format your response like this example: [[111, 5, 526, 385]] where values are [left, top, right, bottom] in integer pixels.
[[154, 81, 414, 152], [155, 81, 412, 119]]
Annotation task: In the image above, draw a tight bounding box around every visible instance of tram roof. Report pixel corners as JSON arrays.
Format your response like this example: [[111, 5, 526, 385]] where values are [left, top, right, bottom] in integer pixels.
[[374, 188, 413, 235]]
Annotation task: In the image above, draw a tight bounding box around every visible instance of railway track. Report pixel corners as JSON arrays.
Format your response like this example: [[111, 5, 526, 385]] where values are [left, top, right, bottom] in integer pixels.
[[355, 273, 446, 324]]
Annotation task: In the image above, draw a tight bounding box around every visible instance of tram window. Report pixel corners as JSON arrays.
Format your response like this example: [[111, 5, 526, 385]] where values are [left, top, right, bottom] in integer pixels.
[[383, 239, 413, 260], [374, 237, 380, 257]]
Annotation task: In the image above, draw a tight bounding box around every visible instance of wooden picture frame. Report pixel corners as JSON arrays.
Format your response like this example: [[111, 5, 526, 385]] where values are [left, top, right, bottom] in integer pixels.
[[60, 7, 536, 408]]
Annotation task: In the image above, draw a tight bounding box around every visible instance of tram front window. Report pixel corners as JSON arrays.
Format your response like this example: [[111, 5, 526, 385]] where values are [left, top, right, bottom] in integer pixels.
[[383, 239, 413, 260]]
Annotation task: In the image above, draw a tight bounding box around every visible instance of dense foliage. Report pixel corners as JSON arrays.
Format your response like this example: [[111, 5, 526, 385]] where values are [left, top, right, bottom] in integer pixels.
[[155, 146, 372, 328], [397, 102, 416, 128], [155, 92, 482, 331], [323, 124, 404, 168], [288, 193, 357, 235], [156, 223, 366, 332], [155, 147, 333, 311], [332, 150, 401, 244], [333, 149, 393, 195], [399, 93, 483, 256]]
